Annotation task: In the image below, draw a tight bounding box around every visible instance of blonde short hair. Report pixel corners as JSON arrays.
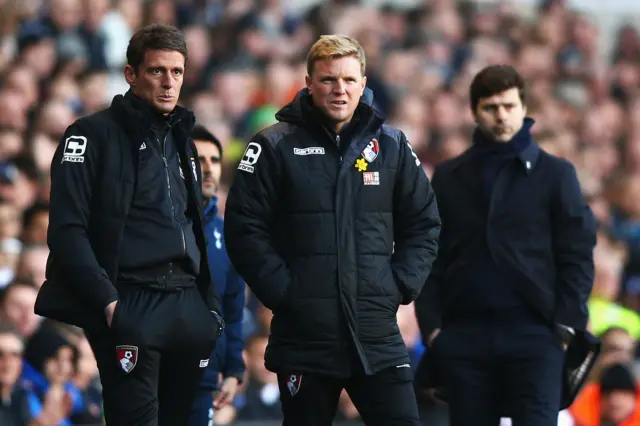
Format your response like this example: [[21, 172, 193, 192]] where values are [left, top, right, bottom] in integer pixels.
[[306, 35, 366, 77]]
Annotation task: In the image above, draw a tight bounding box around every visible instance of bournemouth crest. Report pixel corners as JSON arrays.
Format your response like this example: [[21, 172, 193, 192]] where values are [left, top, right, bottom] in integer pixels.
[[361, 138, 379, 163], [286, 373, 303, 396], [116, 345, 138, 374]]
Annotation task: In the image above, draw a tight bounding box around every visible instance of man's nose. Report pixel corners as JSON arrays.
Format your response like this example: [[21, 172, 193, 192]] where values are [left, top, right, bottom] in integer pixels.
[[496, 106, 508, 121], [161, 72, 175, 89], [333, 80, 346, 94]]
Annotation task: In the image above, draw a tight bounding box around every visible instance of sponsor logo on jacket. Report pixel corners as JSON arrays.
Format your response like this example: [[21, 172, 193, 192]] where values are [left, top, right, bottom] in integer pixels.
[[294, 147, 325, 155]]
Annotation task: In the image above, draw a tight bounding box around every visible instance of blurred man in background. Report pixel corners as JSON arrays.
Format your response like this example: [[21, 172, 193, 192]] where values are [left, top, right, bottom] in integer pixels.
[[570, 362, 640, 426], [416, 64, 597, 426], [189, 124, 245, 426], [0, 324, 29, 426]]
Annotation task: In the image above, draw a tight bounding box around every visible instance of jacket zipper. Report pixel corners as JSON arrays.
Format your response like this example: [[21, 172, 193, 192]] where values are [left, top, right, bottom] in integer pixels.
[[334, 133, 346, 349], [334, 132, 367, 368], [336, 131, 371, 372], [160, 132, 187, 257]]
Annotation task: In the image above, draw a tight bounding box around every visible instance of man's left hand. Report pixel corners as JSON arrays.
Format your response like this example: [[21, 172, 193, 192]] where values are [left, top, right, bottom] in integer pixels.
[[213, 377, 239, 409]]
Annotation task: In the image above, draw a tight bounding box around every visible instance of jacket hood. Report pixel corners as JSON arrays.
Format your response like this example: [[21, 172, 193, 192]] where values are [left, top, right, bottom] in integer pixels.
[[275, 87, 380, 128]]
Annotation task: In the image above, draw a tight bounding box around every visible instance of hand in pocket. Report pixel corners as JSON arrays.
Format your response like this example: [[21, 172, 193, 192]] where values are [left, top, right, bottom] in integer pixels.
[[105, 300, 118, 327]]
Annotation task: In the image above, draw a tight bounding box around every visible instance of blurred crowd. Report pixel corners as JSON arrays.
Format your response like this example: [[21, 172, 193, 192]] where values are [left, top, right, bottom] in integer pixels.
[[0, 0, 639, 424]]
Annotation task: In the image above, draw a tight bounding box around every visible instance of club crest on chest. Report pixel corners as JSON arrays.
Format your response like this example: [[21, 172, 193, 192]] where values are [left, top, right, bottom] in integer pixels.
[[362, 138, 379, 163]]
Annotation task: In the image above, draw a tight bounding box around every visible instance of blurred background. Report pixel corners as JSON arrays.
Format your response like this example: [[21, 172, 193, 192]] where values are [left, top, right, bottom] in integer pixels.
[[0, 0, 639, 424]]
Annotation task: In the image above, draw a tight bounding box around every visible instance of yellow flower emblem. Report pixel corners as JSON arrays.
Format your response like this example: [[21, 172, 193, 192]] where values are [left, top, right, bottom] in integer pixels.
[[355, 158, 368, 172]]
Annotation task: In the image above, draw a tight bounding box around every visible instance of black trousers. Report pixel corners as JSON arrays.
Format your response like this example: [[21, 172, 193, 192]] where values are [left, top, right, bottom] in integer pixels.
[[85, 284, 218, 426], [277, 362, 421, 426], [432, 318, 564, 426]]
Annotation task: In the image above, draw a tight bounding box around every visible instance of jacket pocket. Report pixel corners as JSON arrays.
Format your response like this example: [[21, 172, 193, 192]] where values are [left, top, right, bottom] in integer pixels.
[[392, 279, 403, 306], [110, 296, 125, 332], [274, 280, 295, 313], [379, 265, 402, 306], [208, 309, 225, 339]]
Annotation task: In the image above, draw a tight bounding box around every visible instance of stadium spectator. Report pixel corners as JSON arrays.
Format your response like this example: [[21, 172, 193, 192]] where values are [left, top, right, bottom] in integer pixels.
[[569, 363, 640, 426]]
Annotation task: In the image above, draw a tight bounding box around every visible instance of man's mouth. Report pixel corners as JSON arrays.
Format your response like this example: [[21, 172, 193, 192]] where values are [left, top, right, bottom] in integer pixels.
[[331, 101, 347, 106]]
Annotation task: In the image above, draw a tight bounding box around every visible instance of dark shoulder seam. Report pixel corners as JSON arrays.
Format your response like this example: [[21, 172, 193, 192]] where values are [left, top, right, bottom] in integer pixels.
[[72, 109, 117, 135], [380, 124, 404, 146], [255, 122, 299, 149]]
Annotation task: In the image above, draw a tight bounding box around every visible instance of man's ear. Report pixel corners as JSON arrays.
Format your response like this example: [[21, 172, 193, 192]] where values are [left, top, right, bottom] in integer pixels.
[[471, 107, 478, 123], [124, 65, 136, 86], [305, 75, 312, 95]]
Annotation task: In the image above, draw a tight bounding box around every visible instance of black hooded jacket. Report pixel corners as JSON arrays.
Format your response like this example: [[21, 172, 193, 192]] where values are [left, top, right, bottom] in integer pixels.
[[224, 88, 441, 377], [36, 92, 219, 332]]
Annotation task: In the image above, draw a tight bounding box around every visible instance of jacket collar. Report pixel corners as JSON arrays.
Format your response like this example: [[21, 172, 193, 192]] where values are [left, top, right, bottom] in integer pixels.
[[109, 89, 196, 149], [275, 87, 383, 134], [455, 117, 541, 175]]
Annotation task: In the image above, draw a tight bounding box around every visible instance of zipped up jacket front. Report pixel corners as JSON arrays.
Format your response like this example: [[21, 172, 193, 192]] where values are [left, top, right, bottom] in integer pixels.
[[116, 92, 201, 275], [224, 88, 441, 377]]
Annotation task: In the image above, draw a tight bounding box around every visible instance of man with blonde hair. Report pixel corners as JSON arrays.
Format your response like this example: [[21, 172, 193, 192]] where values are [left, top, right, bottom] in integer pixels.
[[224, 34, 441, 425]]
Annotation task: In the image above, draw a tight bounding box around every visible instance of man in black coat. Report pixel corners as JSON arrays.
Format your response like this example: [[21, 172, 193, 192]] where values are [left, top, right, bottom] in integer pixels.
[[35, 24, 223, 426], [224, 34, 441, 426], [415, 65, 598, 426]]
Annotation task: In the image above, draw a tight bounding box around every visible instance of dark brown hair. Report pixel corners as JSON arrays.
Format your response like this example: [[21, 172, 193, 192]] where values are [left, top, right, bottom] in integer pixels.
[[126, 23, 188, 72], [469, 65, 526, 111]]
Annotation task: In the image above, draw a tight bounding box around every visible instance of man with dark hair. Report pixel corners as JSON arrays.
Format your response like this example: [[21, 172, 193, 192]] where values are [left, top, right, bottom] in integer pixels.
[[0, 154, 40, 210], [188, 125, 245, 426], [0, 278, 40, 338], [415, 64, 598, 426], [20, 201, 49, 245], [34, 23, 224, 426]]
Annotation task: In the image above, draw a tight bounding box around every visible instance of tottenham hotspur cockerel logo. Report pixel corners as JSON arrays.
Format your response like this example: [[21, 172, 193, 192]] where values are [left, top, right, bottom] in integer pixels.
[[116, 345, 138, 374]]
